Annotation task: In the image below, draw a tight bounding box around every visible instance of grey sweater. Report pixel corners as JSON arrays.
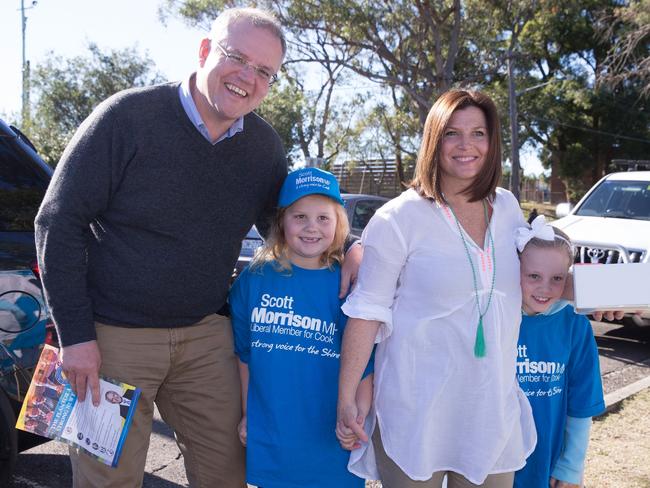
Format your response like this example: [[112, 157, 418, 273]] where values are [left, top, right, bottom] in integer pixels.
[[35, 82, 287, 347]]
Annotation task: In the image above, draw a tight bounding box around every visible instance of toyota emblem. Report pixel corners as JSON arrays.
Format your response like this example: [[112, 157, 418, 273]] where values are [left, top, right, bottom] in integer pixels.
[[587, 248, 606, 263]]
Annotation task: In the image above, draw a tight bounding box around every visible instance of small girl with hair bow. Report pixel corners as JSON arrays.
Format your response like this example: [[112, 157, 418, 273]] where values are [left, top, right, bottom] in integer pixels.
[[514, 216, 605, 488]]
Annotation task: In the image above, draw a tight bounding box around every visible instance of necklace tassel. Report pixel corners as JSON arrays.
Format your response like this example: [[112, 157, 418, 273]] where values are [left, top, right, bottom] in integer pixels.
[[474, 318, 486, 358], [445, 198, 494, 359]]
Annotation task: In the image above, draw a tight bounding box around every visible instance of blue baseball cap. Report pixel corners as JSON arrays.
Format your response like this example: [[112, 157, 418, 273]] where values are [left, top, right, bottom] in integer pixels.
[[278, 167, 344, 208]]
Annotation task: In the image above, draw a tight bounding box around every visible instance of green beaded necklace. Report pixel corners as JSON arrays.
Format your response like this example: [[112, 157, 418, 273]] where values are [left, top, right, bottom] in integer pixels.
[[444, 198, 496, 358]]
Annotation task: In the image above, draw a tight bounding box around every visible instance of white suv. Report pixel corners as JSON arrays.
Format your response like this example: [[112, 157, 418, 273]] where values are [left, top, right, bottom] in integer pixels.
[[552, 171, 650, 325]]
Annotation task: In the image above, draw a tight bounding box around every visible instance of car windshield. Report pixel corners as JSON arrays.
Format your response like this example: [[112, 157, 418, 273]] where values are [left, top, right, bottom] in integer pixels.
[[575, 179, 650, 220]]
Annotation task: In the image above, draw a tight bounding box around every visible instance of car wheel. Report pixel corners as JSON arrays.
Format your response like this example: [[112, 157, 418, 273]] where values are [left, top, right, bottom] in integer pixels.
[[0, 389, 17, 486]]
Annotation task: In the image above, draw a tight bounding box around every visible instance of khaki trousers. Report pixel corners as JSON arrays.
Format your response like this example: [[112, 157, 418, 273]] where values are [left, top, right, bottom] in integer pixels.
[[373, 428, 515, 488], [70, 315, 245, 488]]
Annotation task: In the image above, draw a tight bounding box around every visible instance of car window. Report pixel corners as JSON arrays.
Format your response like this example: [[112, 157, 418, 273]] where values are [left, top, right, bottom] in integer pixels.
[[575, 180, 650, 220], [0, 135, 49, 231], [352, 200, 385, 230]]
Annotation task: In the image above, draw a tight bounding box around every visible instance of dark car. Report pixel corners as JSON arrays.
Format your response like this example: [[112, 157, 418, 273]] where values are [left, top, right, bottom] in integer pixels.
[[232, 193, 390, 278], [341, 193, 390, 239], [234, 225, 265, 277], [0, 118, 57, 484]]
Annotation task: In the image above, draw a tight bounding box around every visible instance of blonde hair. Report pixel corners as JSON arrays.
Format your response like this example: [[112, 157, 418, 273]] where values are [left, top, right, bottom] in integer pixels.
[[521, 227, 575, 266], [410, 89, 502, 203], [251, 197, 349, 273]]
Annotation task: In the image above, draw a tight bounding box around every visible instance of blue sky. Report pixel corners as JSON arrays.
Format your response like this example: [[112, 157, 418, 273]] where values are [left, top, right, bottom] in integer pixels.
[[0, 0, 200, 118], [0, 0, 545, 175]]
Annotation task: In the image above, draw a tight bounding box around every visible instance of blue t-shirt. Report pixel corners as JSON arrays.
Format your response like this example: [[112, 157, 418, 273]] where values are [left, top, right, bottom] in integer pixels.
[[229, 262, 366, 488], [514, 304, 605, 488]]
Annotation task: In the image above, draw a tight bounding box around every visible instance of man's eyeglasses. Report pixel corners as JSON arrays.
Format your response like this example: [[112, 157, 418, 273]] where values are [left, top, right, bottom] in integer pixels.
[[214, 42, 279, 86]]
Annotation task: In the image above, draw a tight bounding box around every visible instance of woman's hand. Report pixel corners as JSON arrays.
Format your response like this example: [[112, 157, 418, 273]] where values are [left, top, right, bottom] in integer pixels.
[[337, 400, 368, 447], [335, 419, 360, 450]]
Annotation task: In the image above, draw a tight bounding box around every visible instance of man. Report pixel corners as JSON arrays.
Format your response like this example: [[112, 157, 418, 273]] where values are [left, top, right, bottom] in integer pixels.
[[105, 389, 135, 420], [35, 8, 287, 487]]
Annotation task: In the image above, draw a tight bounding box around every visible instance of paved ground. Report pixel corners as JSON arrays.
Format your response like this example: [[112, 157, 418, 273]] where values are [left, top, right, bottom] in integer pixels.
[[592, 319, 650, 406]]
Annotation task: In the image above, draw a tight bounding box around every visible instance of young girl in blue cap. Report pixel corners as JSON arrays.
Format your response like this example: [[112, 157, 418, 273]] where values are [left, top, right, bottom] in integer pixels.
[[514, 216, 605, 488], [229, 167, 372, 488]]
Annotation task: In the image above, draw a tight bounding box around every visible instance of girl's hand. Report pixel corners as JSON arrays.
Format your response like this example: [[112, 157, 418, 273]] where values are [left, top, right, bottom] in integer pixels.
[[355, 375, 373, 422], [237, 416, 247, 446], [549, 477, 581, 488], [335, 422, 359, 450], [337, 401, 368, 446]]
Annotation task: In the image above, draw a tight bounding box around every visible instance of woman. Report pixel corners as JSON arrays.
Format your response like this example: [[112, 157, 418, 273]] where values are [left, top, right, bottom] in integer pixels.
[[337, 89, 537, 487]]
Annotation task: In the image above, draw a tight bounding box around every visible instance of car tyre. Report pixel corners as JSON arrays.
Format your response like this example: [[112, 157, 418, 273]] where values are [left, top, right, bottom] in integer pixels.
[[0, 389, 17, 486]]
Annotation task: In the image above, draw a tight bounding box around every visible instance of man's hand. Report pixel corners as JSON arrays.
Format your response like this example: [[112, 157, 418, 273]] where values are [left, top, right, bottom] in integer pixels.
[[339, 242, 363, 298], [591, 310, 625, 322], [60, 340, 101, 406], [237, 415, 247, 446]]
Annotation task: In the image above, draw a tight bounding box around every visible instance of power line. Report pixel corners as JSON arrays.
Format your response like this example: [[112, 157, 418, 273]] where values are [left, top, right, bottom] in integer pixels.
[[530, 116, 650, 144]]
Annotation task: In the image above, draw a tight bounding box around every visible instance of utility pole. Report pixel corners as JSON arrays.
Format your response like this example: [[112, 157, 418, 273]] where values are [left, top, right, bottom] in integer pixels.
[[509, 78, 557, 202], [504, 2, 539, 203], [507, 52, 520, 202], [20, 0, 37, 126]]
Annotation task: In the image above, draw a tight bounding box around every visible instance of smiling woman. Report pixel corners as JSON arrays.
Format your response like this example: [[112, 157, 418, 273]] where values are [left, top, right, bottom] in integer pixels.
[[439, 106, 490, 187], [337, 89, 537, 488]]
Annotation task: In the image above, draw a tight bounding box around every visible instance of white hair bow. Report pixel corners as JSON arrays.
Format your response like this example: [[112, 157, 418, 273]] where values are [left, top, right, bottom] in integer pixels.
[[515, 215, 556, 252]]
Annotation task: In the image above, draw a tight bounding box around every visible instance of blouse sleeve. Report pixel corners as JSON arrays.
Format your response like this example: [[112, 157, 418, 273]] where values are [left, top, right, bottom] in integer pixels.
[[342, 208, 408, 342]]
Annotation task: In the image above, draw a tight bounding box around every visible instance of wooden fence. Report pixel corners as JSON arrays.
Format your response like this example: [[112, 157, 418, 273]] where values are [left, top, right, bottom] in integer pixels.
[[331, 159, 414, 198]]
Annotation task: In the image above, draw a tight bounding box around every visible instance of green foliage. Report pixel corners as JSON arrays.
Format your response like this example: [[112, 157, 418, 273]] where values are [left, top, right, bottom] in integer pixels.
[[598, 0, 650, 96], [510, 0, 649, 198], [279, 0, 470, 125], [158, 0, 240, 31], [27, 43, 165, 166], [161, 0, 649, 199], [0, 188, 43, 231], [162, 0, 366, 166], [257, 81, 305, 167]]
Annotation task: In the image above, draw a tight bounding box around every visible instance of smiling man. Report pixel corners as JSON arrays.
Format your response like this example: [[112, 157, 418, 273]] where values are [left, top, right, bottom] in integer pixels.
[[35, 8, 287, 487]]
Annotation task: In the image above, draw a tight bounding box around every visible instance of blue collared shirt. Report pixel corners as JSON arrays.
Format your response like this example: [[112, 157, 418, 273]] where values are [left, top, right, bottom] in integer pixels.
[[179, 75, 244, 144]]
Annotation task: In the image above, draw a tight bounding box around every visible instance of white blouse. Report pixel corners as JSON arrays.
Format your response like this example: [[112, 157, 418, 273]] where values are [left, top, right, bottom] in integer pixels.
[[343, 188, 536, 484]]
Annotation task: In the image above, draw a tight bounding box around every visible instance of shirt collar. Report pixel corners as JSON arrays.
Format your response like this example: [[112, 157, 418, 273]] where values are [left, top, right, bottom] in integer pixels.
[[523, 299, 571, 317], [179, 74, 244, 144]]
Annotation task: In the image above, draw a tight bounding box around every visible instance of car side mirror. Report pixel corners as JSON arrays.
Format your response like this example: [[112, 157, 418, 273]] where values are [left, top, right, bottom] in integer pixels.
[[555, 202, 572, 218]]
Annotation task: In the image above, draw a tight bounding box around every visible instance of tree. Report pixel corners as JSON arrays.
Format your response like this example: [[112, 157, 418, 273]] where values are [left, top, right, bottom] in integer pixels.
[[272, 0, 466, 128], [160, 0, 366, 168], [27, 43, 164, 166], [597, 0, 650, 97], [511, 0, 650, 200], [159, 0, 649, 200]]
